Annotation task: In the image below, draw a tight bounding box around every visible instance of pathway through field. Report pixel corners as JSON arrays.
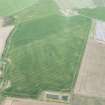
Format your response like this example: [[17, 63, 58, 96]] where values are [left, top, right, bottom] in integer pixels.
[[3, 97, 66, 105]]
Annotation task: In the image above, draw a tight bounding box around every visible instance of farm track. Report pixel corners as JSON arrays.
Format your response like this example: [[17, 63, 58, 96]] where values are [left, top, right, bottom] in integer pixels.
[[3, 97, 66, 105]]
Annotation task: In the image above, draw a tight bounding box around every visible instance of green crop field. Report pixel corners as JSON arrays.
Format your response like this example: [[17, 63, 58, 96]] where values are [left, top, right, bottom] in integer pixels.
[[2, 0, 91, 99], [0, 0, 38, 16], [14, 0, 60, 23], [78, 7, 105, 21], [92, 0, 105, 6]]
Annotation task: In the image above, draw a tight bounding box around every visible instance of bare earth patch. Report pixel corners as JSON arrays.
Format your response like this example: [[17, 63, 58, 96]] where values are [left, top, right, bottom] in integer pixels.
[[0, 26, 14, 57], [74, 39, 105, 98], [54, 0, 78, 16]]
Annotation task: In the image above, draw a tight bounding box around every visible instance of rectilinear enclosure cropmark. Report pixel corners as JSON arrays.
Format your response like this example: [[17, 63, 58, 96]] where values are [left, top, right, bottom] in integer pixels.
[[42, 91, 70, 103]]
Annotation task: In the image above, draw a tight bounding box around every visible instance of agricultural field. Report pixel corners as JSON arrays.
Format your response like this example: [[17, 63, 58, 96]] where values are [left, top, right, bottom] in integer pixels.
[[78, 7, 105, 21], [92, 0, 105, 6], [1, 0, 92, 99], [66, 0, 95, 9], [0, 0, 37, 16], [14, 0, 60, 23]]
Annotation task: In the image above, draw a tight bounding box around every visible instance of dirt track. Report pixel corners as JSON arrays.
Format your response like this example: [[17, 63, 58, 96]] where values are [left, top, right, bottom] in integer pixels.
[[3, 98, 66, 105]]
